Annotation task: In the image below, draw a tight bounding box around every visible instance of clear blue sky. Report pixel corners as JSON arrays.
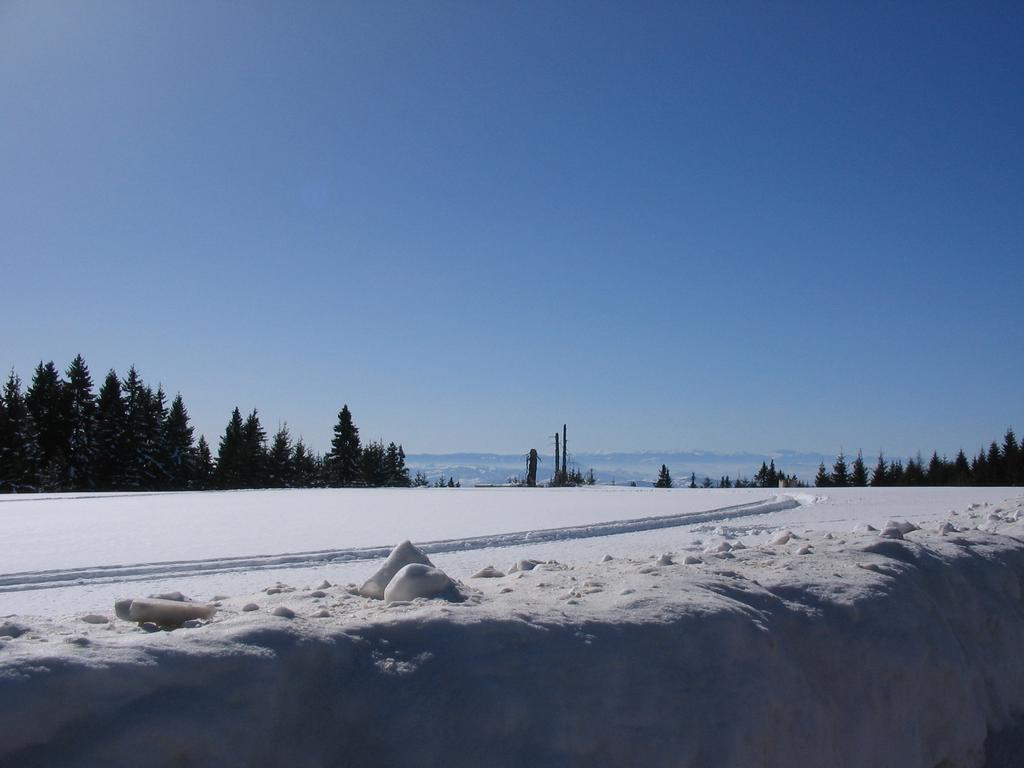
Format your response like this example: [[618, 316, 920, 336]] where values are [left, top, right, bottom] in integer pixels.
[[2, 1, 1021, 459]]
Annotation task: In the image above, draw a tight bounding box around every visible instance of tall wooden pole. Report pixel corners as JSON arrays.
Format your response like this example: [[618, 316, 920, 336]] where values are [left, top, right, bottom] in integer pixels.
[[562, 424, 567, 479]]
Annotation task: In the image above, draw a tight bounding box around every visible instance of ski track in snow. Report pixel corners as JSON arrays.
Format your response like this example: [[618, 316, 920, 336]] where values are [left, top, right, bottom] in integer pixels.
[[0, 494, 805, 592]]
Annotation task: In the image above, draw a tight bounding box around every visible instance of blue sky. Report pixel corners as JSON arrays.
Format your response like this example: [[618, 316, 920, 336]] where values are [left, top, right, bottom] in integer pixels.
[[2, 1, 1021, 459]]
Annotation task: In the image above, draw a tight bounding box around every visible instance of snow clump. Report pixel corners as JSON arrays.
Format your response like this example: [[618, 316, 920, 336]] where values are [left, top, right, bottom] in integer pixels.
[[383, 564, 455, 604], [359, 540, 434, 600]]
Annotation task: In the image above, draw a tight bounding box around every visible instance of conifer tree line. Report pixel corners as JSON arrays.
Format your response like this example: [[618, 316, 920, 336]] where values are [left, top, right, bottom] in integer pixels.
[[0, 357, 410, 492], [814, 431, 1023, 487]]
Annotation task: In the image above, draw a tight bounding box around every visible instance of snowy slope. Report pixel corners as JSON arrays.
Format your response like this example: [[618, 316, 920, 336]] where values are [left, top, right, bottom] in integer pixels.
[[2, 488, 1024, 767]]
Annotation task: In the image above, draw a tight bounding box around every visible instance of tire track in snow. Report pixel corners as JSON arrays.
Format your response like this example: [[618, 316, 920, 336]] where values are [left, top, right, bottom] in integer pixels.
[[0, 495, 806, 592]]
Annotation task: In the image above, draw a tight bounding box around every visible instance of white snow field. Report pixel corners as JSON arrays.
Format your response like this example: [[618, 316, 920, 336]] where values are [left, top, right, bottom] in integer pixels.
[[2, 486, 1024, 767]]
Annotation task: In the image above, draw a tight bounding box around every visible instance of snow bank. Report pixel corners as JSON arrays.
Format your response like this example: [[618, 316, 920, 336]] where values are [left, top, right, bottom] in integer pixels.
[[3, 495, 1024, 767]]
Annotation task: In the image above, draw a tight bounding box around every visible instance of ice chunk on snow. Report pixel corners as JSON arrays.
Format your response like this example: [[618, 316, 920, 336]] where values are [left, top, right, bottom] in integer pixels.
[[125, 598, 216, 625], [884, 520, 919, 535], [704, 542, 732, 554], [471, 566, 505, 578], [656, 554, 674, 566], [683, 555, 702, 565], [359, 540, 434, 600], [81, 614, 109, 624], [795, 545, 813, 555], [508, 559, 541, 573], [383, 564, 454, 604], [879, 525, 904, 540], [853, 523, 878, 533], [768, 530, 794, 546]]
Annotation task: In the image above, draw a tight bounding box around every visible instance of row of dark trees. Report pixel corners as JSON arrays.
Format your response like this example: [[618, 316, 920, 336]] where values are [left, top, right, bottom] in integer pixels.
[[814, 430, 1022, 487], [654, 460, 807, 489], [0, 357, 411, 492]]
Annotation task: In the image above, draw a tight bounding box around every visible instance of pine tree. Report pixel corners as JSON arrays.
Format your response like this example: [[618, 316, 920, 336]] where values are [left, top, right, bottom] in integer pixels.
[[830, 452, 849, 487], [120, 366, 148, 489], [26, 361, 69, 488], [384, 442, 401, 487], [292, 438, 316, 488], [193, 435, 214, 490], [986, 441, 1003, 486], [360, 440, 386, 487], [396, 445, 411, 487], [215, 407, 245, 489], [268, 424, 293, 488], [904, 454, 925, 486], [63, 355, 96, 490], [655, 464, 673, 488], [1003, 429, 1019, 486], [850, 451, 868, 487], [0, 372, 40, 492], [926, 452, 947, 486], [689, 472, 697, 489], [953, 449, 971, 486], [871, 453, 888, 487], [164, 394, 195, 489], [889, 459, 905, 485], [241, 409, 268, 487], [327, 405, 362, 487], [815, 462, 831, 488], [144, 385, 170, 488], [93, 370, 128, 490]]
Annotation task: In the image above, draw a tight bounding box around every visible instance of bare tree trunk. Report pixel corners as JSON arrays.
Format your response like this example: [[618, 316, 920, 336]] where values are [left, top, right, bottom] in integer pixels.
[[527, 449, 538, 487], [562, 424, 567, 480], [554, 434, 560, 486]]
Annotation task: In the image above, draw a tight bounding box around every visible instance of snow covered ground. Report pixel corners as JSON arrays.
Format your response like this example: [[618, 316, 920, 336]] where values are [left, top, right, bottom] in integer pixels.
[[3, 487, 1024, 766]]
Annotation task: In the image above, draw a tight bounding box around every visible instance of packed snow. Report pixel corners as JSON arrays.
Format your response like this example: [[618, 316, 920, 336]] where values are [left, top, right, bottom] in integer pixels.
[[2, 486, 1024, 766]]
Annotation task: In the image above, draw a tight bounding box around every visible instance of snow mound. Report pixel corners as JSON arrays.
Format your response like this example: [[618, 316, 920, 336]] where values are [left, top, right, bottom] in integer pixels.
[[383, 564, 455, 603], [122, 598, 217, 626], [470, 566, 505, 578], [359, 540, 433, 600]]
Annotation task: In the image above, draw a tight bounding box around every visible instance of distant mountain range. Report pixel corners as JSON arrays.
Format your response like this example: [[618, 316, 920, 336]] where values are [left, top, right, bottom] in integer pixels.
[[404, 450, 831, 487]]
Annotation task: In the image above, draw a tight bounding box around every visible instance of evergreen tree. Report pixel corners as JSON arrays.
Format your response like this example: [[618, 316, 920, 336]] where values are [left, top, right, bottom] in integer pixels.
[[953, 449, 971, 486], [888, 459, 905, 485], [120, 366, 149, 489], [144, 385, 170, 488], [360, 440, 386, 486], [63, 355, 96, 490], [93, 370, 128, 490], [215, 407, 245, 489], [986, 441, 1003, 486], [871, 453, 888, 487], [0, 372, 40, 492], [972, 448, 989, 487], [830, 452, 849, 487], [814, 462, 831, 488], [164, 394, 195, 489], [396, 445, 411, 487], [850, 451, 868, 487], [292, 438, 317, 488], [412, 470, 429, 487], [241, 409, 268, 487], [926, 452, 947, 486], [1003, 429, 1019, 486], [327, 405, 361, 487], [689, 472, 697, 489], [654, 464, 673, 488], [268, 424, 293, 488], [904, 454, 925, 486], [26, 361, 69, 487], [193, 435, 214, 490]]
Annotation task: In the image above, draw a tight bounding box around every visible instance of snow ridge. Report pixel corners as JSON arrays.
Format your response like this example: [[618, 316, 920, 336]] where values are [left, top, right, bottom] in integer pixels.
[[0, 495, 804, 592]]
